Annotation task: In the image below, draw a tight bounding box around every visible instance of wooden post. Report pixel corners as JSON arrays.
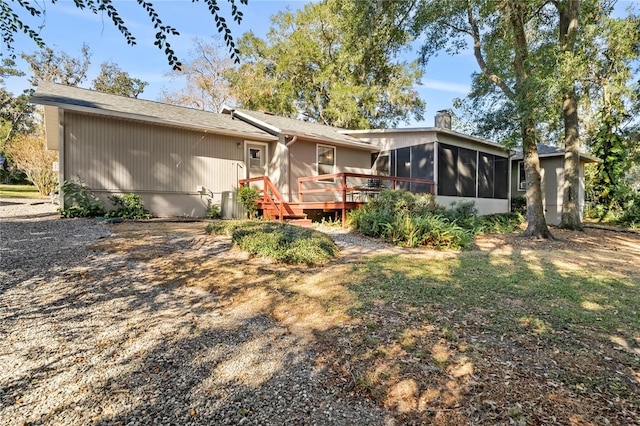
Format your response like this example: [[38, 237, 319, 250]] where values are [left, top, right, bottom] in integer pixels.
[[341, 174, 347, 228]]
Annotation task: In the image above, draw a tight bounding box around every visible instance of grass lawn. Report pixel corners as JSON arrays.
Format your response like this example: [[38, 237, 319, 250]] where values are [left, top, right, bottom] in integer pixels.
[[95, 223, 640, 425], [0, 184, 46, 199]]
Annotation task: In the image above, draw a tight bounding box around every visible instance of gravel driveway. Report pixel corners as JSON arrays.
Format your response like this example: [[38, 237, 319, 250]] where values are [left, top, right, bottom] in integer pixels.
[[0, 198, 392, 425]]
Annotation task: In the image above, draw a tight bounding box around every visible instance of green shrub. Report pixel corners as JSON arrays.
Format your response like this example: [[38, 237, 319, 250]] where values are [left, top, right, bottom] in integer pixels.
[[58, 180, 106, 218], [618, 194, 640, 228], [511, 196, 527, 215], [238, 186, 260, 219], [206, 220, 338, 265], [105, 193, 151, 219], [206, 199, 221, 219], [349, 189, 523, 250], [349, 190, 473, 250]]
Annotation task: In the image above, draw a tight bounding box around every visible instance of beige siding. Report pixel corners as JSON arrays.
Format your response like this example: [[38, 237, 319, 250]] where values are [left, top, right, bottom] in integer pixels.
[[289, 140, 372, 202], [357, 131, 437, 151], [63, 112, 245, 216], [510, 156, 588, 226]]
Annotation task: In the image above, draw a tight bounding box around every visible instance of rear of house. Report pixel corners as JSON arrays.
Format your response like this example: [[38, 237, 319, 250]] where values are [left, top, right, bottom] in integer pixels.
[[33, 83, 277, 217], [345, 125, 511, 216]]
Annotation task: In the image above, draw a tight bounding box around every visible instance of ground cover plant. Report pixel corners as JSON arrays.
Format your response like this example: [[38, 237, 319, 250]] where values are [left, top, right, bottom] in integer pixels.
[[349, 190, 523, 249], [206, 220, 338, 265]]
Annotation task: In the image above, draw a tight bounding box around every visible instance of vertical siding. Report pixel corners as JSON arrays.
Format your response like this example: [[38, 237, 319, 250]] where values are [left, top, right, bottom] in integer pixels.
[[288, 140, 372, 202], [64, 112, 245, 195]]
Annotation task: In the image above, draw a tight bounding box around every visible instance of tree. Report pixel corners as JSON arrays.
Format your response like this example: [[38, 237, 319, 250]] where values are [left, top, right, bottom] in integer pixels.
[[92, 62, 147, 98], [160, 38, 233, 111], [1, 59, 35, 150], [226, 0, 425, 129], [413, 0, 553, 238], [21, 44, 92, 87], [581, 11, 640, 218], [4, 133, 58, 195], [556, 0, 583, 230], [1, 0, 247, 69]]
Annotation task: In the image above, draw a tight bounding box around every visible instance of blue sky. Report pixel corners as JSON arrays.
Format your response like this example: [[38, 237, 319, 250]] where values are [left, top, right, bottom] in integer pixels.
[[3, 0, 637, 129]]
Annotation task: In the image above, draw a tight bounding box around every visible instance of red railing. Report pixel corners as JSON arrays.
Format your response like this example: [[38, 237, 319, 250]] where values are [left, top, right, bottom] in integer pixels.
[[239, 176, 285, 222], [298, 172, 434, 203]]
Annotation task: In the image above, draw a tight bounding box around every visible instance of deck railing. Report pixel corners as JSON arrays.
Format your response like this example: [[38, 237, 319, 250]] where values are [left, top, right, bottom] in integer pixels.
[[239, 176, 285, 221], [298, 172, 435, 203]]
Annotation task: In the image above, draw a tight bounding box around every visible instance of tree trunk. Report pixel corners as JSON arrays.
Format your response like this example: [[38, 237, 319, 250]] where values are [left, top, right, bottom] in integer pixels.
[[506, 1, 553, 238], [558, 0, 584, 230], [522, 117, 553, 238], [560, 90, 583, 229]]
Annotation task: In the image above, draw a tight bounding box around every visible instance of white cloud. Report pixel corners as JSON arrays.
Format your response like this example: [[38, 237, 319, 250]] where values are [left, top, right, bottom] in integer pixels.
[[419, 79, 471, 95]]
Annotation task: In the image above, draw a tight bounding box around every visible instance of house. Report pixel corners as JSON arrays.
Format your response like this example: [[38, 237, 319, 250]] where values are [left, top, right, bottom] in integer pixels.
[[342, 111, 511, 216], [31, 82, 379, 218], [511, 144, 599, 226], [31, 82, 595, 225]]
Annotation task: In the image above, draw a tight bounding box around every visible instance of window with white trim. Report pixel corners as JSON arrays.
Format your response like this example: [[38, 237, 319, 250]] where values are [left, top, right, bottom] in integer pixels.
[[518, 161, 528, 191], [317, 144, 336, 182]]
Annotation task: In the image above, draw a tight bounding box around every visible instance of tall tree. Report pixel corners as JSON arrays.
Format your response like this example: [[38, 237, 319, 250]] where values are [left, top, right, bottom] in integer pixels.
[[0, 59, 35, 150], [556, 0, 583, 230], [160, 38, 233, 112], [92, 62, 148, 98], [413, 0, 553, 238], [581, 11, 640, 216], [1, 0, 247, 69], [21, 44, 92, 87], [226, 0, 425, 129]]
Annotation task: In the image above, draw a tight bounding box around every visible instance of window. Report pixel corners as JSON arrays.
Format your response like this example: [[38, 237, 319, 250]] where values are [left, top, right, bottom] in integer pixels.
[[317, 145, 336, 182], [478, 153, 508, 199], [249, 148, 262, 168], [437, 143, 477, 197], [458, 147, 477, 197], [437, 144, 458, 196], [411, 143, 434, 192], [518, 161, 528, 191]]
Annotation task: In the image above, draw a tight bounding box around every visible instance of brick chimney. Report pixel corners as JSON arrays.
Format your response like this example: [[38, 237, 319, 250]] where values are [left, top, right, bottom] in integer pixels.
[[435, 110, 451, 129]]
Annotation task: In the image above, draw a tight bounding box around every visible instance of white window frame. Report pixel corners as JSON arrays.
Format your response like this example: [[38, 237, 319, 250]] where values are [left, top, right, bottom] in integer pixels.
[[317, 144, 336, 183], [517, 161, 528, 191]]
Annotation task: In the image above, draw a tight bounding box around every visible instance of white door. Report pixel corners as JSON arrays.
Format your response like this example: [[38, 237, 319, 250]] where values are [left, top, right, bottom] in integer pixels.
[[246, 143, 267, 179]]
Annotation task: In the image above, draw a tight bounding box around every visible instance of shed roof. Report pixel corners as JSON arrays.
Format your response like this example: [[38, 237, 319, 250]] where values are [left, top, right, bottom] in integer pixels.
[[30, 82, 277, 142], [221, 106, 378, 151]]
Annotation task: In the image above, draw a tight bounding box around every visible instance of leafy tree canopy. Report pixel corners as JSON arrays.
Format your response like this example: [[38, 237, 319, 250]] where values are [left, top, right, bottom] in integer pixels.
[[226, 0, 425, 129], [21, 44, 92, 87], [92, 62, 148, 98], [1, 0, 247, 69]]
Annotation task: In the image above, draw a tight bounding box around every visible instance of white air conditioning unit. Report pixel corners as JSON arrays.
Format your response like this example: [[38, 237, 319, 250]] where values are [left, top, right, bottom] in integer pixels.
[[519, 181, 528, 190]]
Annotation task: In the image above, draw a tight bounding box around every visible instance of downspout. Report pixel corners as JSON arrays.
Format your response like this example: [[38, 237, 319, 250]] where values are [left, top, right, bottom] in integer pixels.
[[285, 135, 298, 202]]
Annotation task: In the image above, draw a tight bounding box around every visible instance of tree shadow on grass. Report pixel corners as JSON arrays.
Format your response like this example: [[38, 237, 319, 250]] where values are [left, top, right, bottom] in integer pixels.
[[313, 239, 640, 425]]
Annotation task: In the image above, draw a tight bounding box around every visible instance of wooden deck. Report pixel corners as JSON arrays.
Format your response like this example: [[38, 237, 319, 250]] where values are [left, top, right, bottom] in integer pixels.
[[240, 173, 435, 227]]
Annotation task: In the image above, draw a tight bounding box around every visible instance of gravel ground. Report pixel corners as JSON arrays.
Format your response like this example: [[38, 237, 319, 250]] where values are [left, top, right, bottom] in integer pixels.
[[0, 198, 394, 426]]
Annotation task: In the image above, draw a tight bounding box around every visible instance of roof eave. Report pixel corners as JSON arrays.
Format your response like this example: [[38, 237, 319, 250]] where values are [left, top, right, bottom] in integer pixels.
[[32, 97, 278, 142]]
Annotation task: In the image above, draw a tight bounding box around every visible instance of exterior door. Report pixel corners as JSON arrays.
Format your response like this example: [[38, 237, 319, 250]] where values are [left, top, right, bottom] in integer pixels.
[[246, 142, 267, 179]]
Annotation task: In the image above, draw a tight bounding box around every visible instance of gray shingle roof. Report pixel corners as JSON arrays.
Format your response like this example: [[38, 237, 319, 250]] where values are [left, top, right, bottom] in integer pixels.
[[30, 82, 276, 141], [222, 107, 377, 150], [511, 144, 599, 162]]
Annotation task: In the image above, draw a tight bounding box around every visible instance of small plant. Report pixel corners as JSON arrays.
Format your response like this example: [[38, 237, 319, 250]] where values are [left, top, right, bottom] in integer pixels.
[[105, 193, 151, 219], [237, 186, 260, 219], [206, 220, 338, 265], [205, 199, 221, 219], [58, 180, 105, 218], [511, 196, 527, 215]]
